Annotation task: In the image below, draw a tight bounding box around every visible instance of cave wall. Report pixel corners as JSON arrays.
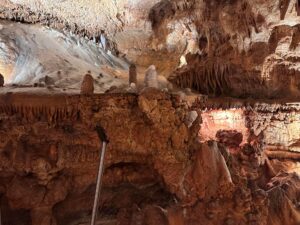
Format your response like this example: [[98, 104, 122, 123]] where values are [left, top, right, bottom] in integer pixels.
[[0, 89, 197, 224], [0, 90, 299, 225]]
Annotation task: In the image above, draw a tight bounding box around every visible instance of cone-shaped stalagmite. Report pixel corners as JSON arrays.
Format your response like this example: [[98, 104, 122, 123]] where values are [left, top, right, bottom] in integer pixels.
[[129, 64, 137, 85], [81, 72, 94, 95], [144, 65, 158, 88]]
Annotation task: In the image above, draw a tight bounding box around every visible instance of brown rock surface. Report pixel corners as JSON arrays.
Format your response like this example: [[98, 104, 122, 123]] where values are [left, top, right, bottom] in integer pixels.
[[0, 91, 298, 224]]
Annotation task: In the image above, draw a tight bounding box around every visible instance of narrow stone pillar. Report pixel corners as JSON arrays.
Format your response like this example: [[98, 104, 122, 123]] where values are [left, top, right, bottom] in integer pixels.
[[144, 65, 158, 88], [129, 64, 137, 85], [81, 72, 94, 95]]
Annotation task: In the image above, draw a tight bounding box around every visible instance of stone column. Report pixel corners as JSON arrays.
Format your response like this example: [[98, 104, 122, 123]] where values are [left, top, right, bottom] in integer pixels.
[[129, 64, 137, 85], [81, 72, 94, 95]]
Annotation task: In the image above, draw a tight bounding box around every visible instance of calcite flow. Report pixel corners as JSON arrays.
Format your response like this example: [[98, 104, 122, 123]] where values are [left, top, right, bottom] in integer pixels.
[[0, 0, 299, 225]]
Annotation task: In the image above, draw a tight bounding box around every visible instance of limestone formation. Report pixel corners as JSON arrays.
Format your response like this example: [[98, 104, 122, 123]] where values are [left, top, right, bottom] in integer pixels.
[[0, 1, 300, 225], [81, 72, 94, 95], [144, 65, 158, 88], [129, 64, 137, 85]]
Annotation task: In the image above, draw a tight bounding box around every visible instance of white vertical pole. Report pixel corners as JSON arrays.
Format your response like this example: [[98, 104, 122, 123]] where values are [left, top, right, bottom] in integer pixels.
[[90, 141, 107, 225]]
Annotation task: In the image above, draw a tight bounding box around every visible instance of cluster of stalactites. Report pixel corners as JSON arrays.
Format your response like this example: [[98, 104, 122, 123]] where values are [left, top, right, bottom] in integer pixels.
[[169, 61, 231, 96], [0, 104, 79, 123]]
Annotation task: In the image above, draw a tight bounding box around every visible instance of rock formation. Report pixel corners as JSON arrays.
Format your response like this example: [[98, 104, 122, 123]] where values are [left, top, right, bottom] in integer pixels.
[[129, 64, 137, 85], [81, 73, 94, 95], [0, 0, 299, 225], [0, 90, 298, 225], [144, 65, 158, 88]]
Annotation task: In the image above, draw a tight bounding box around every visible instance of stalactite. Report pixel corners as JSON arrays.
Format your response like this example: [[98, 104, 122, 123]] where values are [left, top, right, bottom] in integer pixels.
[[279, 0, 291, 20], [169, 60, 232, 96]]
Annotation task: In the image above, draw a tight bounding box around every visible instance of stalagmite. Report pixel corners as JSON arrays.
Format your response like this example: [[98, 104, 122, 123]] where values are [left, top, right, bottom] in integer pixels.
[[81, 72, 94, 95], [0, 74, 4, 87], [144, 65, 158, 88], [129, 64, 137, 85]]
